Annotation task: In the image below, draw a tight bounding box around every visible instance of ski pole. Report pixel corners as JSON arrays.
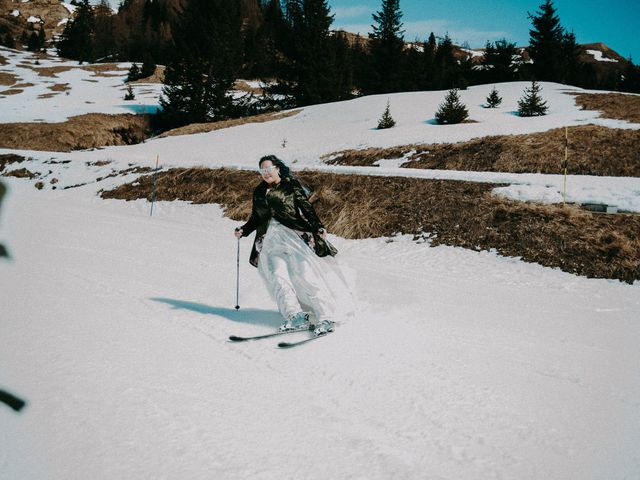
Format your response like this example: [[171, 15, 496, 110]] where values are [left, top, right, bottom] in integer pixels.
[[150, 154, 160, 217], [235, 236, 240, 310]]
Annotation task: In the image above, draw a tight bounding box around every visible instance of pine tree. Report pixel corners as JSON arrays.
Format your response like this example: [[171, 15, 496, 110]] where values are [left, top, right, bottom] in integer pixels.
[[377, 100, 396, 129], [27, 31, 40, 52], [433, 34, 458, 90], [57, 0, 95, 62], [159, 0, 242, 128], [420, 32, 437, 90], [485, 87, 502, 108], [620, 59, 640, 94], [527, 0, 565, 82], [124, 84, 135, 100], [140, 55, 156, 79], [127, 63, 140, 81], [480, 38, 519, 83], [368, 0, 405, 94], [517, 80, 548, 116], [435, 89, 469, 124], [3, 33, 15, 49]]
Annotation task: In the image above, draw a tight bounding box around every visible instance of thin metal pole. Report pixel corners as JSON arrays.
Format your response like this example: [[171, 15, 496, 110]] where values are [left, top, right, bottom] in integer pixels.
[[235, 237, 240, 310], [563, 127, 568, 207], [150, 154, 160, 217]]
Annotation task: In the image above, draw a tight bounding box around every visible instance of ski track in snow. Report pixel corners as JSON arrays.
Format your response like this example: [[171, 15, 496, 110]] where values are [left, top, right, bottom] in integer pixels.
[[1, 180, 639, 479]]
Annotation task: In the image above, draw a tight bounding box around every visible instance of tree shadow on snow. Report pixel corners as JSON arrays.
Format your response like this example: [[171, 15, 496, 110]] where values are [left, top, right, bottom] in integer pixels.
[[150, 297, 282, 328]]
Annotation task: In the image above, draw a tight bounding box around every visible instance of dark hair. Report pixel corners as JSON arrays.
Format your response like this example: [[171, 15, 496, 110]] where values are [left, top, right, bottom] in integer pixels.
[[259, 155, 291, 178]]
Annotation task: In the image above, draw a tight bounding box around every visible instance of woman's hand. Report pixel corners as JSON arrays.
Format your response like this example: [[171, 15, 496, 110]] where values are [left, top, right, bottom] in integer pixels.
[[317, 228, 327, 239], [234, 228, 243, 238]]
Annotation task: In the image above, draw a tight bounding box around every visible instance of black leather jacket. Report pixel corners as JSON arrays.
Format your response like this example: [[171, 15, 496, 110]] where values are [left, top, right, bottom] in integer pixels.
[[240, 176, 337, 267]]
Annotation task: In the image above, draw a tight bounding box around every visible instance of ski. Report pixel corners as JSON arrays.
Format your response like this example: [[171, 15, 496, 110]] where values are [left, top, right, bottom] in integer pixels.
[[228, 328, 309, 342], [277, 332, 330, 348]]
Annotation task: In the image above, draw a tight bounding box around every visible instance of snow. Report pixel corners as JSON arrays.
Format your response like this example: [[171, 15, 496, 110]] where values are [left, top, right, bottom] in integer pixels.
[[1, 46, 640, 478], [11, 9, 19, 17], [27, 16, 42, 23], [1, 178, 639, 479], [0, 49, 162, 123], [461, 47, 484, 58], [586, 50, 619, 63], [61, 2, 76, 15]]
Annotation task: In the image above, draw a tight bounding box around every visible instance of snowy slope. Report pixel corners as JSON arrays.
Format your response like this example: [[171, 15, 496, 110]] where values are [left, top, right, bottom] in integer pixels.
[[1, 47, 640, 480], [1, 179, 639, 479]]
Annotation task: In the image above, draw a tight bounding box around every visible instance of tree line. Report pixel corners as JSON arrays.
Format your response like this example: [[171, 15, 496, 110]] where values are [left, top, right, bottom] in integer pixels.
[[46, 0, 640, 129]]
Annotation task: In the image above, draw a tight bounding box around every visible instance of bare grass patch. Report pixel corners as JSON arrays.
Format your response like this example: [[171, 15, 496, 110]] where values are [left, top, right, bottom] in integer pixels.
[[0, 88, 22, 95], [102, 167, 640, 283], [49, 83, 70, 92], [0, 113, 153, 152], [328, 125, 640, 177], [0, 153, 26, 171], [159, 109, 302, 138], [0, 71, 18, 85], [572, 92, 640, 123]]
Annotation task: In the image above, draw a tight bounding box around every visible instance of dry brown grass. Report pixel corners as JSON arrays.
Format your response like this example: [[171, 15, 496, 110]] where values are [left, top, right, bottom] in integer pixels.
[[33, 65, 72, 77], [158, 109, 302, 138], [234, 80, 263, 94], [3, 168, 39, 179], [328, 125, 640, 176], [0, 88, 22, 95], [131, 66, 166, 84], [101, 167, 640, 283], [37, 92, 58, 99], [49, 83, 70, 92], [0, 153, 26, 172], [572, 92, 640, 123], [14, 82, 35, 88], [0, 54, 7, 66], [0, 113, 153, 152], [0, 71, 18, 86]]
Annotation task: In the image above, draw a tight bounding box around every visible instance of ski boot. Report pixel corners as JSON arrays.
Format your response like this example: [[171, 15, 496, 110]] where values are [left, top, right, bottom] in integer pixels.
[[279, 312, 310, 332], [313, 320, 335, 337]]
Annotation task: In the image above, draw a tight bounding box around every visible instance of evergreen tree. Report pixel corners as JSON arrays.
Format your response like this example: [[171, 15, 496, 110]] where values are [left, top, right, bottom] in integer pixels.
[[27, 31, 40, 52], [433, 34, 458, 89], [377, 100, 396, 129], [3, 33, 15, 49], [480, 38, 519, 83], [124, 84, 135, 100], [485, 86, 502, 108], [140, 54, 156, 78], [270, 0, 350, 107], [57, 0, 95, 62], [126, 62, 140, 81], [417, 32, 437, 90], [528, 0, 580, 83], [517, 80, 548, 116], [620, 59, 640, 93], [368, 0, 405, 94], [159, 0, 242, 128], [93, 0, 116, 61], [435, 89, 468, 124]]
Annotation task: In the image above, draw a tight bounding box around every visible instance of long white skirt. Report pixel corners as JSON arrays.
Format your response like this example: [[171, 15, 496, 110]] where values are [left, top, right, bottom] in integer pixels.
[[257, 219, 356, 324]]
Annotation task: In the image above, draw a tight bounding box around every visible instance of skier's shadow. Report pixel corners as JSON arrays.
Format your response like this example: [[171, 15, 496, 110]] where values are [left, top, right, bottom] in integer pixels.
[[150, 297, 282, 328]]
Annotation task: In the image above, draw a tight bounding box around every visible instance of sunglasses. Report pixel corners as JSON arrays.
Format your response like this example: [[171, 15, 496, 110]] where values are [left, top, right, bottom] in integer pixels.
[[259, 165, 278, 175]]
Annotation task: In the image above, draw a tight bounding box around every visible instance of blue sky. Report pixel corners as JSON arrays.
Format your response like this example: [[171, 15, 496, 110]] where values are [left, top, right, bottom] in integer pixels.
[[329, 0, 640, 61]]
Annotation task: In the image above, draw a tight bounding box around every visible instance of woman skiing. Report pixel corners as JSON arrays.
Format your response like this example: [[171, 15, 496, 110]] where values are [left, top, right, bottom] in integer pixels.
[[234, 155, 354, 336]]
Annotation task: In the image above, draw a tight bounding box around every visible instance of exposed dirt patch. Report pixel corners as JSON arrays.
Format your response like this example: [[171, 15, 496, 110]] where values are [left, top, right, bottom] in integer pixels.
[[234, 80, 263, 94], [572, 92, 640, 123], [0, 88, 22, 95], [327, 125, 640, 177], [33, 65, 72, 78], [49, 83, 70, 92], [0, 71, 18, 86], [158, 109, 302, 138], [102, 167, 640, 283], [130, 66, 166, 84], [0, 113, 153, 152], [37, 92, 58, 99], [0, 54, 7, 66], [0, 153, 26, 171], [13, 82, 35, 88], [3, 168, 39, 179]]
